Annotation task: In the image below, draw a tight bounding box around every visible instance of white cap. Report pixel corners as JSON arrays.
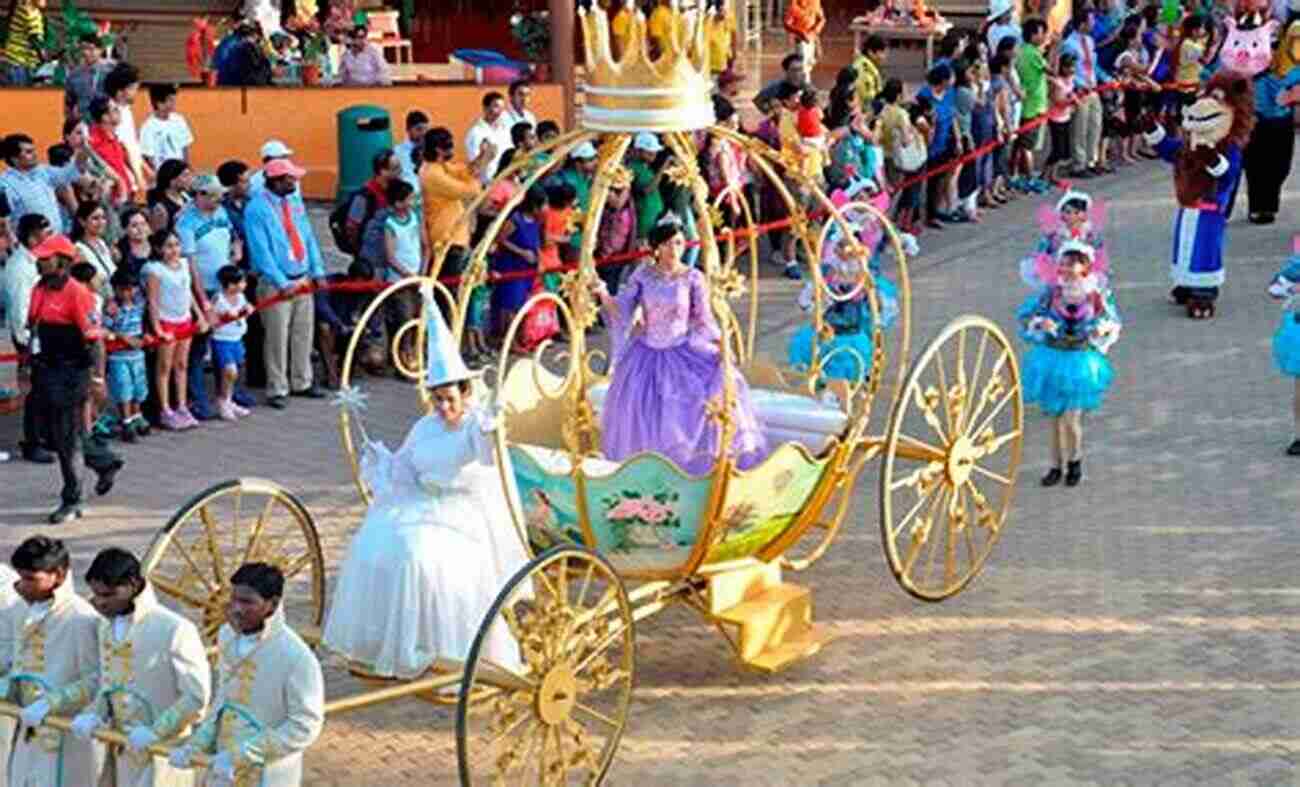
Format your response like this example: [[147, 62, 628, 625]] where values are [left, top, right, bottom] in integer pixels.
[[260, 139, 294, 159], [633, 132, 664, 153], [987, 0, 1014, 19], [422, 284, 479, 388], [1055, 189, 1092, 213], [570, 141, 598, 159], [1056, 239, 1095, 262]]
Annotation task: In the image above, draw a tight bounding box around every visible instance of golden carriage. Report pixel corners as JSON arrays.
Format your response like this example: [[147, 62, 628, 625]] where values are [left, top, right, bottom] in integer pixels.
[[108, 7, 1025, 785]]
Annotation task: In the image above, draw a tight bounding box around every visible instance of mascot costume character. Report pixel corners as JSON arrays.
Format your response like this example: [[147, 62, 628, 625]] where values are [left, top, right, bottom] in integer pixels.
[[1143, 71, 1255, 320], [1236, 6, 1300, 224]]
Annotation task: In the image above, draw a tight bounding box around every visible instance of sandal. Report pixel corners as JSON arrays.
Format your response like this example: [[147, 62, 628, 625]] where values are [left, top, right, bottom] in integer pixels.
[[1186, 300, 1215, 319]]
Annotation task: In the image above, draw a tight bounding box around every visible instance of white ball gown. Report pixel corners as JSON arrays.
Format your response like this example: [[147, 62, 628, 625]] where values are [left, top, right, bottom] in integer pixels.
[[322, 407, 532, 678]]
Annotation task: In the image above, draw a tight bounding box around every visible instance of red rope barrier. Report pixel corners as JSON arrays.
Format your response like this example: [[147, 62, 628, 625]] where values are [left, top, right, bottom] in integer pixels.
[[0, 77, 1197, 366]]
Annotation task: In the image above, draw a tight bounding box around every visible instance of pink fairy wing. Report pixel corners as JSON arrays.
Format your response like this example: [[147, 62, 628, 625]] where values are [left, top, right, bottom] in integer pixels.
[[1088, 197, 1108, 233], [1036, 203, 1060, 235], [1034, 253, 1060, 286]]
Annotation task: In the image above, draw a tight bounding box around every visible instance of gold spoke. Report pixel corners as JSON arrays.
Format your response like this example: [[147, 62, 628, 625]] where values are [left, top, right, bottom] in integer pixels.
[[533, 564, 562, 607], [242, 497, 277, 566], [921, 487, 950, 588], [901, 485, 947, 577], [168, 535, 217, 593], [962, 331, 990, 434], [970, 464, 1012, 486], [933, 343, 954, 437], [963, 352, 1011, 436], [198, 505, 225, 585], [895, 433, 947, 462], [970, 384, 1017, 445], [279, 552, 314, 581], [149, 575, 213, 610], [230, 486, 243, 562], [963, 507, 979, 570], [944, 485, 964, 589], [572, 701, 619, 729], [574, 563, 596, 610], [483, 700, 533, 751], [890, 479, 943, 540], [572, 620, 630, 678], [551, 722, 566, 785]]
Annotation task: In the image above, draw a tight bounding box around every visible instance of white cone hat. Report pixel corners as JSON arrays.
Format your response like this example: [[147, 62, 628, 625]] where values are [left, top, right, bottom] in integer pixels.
[[422, 283, 479, 388]]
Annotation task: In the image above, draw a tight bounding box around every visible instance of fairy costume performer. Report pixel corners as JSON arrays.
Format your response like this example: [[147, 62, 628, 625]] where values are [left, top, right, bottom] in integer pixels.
[[1267, 243, 1300, 456], [1019, 190, 1108, 291], [593, 219, 768, 475], [1017, 240, 1122, 487], [1142, 71, 1256, 319], [323, 286, 530, 678], [787, 201, 903, 383]]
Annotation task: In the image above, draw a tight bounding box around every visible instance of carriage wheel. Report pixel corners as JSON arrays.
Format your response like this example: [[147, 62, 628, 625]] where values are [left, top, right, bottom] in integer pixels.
[[143, 479, 327, 649], [457, 546, 634, 786], [879, 316, 1023, 601]]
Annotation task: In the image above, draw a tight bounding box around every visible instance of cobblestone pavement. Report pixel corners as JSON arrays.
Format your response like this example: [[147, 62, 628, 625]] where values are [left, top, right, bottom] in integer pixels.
[[4, 159, 1300, 785]]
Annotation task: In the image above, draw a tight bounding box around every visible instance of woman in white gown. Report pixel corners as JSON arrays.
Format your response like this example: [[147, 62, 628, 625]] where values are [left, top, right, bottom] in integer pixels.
[[322, 289, 532, 679]]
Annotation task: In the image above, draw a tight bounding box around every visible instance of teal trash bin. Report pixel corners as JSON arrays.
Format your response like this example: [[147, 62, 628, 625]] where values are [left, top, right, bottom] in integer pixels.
[[336, 105, 394, 202]]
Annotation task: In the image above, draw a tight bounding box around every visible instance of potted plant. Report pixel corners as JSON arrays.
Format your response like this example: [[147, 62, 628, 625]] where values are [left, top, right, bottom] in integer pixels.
[[509, 6, 550, 79]]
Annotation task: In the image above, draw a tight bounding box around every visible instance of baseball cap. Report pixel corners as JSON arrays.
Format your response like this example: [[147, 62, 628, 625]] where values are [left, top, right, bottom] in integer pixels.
[[191, 173, 226, 196], [32, 234, 78, 260], [570, 142, 598, 160], [633, 132, 664, 153], [265, 159, 307, 179], [260, 139, 294, 159]]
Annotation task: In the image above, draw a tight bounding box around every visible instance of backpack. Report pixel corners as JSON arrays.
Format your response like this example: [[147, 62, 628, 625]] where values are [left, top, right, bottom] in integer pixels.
[[329, 187, 378, 257]]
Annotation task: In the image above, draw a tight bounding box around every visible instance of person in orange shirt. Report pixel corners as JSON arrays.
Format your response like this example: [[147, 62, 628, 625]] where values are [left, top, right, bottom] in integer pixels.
[[539, 182, 577, 295], [419, 126, 495, 279], [704, 0, 737, 75], [647, 0, 688, 59], [784, 0, 825, 83]]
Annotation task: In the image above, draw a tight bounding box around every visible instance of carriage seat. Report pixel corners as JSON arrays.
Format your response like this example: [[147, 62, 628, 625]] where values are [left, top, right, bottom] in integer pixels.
[[585, 383, 849, 454]]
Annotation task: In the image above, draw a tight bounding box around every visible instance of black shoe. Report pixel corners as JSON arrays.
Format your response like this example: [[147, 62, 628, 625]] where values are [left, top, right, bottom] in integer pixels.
[[133, 419, 151, 438], [120, 426, 137, 444], [1065, 460, 1083, 487], [1287, 439, 1300, 456], [267, 395, 288, 410], [94, 458, 124, 496], [48, 502, 83, 524], [290, 386, 326, 399], [20, 444, 54, 464], [1041, 467, 1063, 487]]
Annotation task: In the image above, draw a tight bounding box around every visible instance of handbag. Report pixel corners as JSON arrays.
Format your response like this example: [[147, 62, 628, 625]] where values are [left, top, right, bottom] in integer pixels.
[[894, 136, 926, 173]]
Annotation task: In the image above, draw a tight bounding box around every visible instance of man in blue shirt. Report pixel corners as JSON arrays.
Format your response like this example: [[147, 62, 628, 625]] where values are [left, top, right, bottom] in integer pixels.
[[0, 134, 81, 232], [244, 158, 326, 408], [916, 63, 960, 227], [1059, 7, 1106, 176], [1239, 63, 1300, 223], [177, 174, 241, 419]]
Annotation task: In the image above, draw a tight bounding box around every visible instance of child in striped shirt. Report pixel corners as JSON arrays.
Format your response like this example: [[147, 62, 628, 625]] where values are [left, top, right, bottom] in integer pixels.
[[103, 268, 150, 441]]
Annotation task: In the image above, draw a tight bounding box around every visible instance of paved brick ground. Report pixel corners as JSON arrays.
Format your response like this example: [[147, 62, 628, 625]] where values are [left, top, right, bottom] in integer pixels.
[[4, 157, 1300, 785]]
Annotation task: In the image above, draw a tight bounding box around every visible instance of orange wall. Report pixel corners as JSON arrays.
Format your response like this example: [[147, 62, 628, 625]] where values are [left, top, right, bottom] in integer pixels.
[[0, 84, 566, 200]]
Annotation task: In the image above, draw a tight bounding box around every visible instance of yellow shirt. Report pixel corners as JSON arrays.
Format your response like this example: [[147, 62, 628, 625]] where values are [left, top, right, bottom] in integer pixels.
[[420, 161, 482, 248], [647, 6, 687, 52], [877, 103, 909, 155], [1177, 39, 1205, 88], [704, 10, 735, 73]]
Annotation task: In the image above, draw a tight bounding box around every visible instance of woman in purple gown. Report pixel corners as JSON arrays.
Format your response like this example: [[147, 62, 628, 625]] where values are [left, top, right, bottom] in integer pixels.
[[593, 220, 768, 475]]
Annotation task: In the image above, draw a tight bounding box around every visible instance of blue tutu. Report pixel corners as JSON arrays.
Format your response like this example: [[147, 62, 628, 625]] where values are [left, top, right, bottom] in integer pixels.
[[1273, 314, 1300, 377], [788, 323, 875, 382], [1021, 345, 1114, 416]]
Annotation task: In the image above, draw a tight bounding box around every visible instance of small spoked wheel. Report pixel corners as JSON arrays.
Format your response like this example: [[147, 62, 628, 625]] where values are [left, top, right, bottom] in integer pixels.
[[143, 479, 326, 648], [879, 316, 1023, 601], [457, 546, 634, 786]]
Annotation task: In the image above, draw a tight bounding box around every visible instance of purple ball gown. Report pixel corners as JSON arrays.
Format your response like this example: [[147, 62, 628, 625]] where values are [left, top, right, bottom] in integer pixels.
[[600, 264, 768, 475]]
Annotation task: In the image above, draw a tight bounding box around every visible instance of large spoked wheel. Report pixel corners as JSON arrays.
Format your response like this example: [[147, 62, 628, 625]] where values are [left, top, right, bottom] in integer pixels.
[[143, 479, 327, 647], [879, 316, 1023, 601], [457, 546, 634, 786]]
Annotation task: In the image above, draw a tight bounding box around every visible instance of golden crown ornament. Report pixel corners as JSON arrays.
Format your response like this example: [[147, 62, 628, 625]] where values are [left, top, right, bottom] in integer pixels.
[[580, 0, 715, 132]]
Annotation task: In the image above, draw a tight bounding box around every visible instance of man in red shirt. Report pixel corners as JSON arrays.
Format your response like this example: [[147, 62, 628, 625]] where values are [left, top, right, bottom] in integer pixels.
[[27, 234, 123, 523]]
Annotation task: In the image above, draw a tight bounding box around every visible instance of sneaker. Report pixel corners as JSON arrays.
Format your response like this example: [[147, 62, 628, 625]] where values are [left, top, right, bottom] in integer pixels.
[[133, 418, 151, 438], [231, 402, 251, 418], [782, 263, 802, 281], [178, 407, 200, 429], [218, 401, 239, 422], [160, 409, 184, 431]]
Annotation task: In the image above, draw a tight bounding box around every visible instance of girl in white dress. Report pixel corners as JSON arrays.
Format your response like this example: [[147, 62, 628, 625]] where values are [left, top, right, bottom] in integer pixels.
[[322, 287, 531, 679]]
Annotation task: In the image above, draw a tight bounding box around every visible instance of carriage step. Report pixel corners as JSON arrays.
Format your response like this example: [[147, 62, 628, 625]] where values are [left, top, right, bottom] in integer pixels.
[[711, 582, 822, 667], [746, 623, 832, 674]]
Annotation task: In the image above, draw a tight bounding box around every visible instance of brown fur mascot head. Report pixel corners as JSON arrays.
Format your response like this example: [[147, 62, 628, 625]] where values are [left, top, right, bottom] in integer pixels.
[[1182, 72, 1256, 149]]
